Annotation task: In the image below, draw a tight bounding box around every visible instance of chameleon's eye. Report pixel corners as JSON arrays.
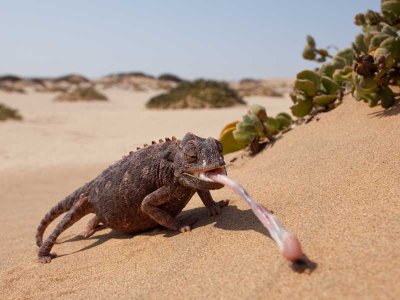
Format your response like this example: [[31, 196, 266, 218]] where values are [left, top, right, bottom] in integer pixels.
[[185, 148, 198, 163]]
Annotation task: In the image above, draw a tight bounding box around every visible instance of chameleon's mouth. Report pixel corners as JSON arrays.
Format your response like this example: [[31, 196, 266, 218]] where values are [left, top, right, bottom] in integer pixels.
[[189, 166, 227, 182]]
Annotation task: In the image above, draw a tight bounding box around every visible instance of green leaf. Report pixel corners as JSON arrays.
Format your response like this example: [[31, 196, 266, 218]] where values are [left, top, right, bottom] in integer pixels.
[[335, 48, 354, 66], [249, 104, 267, 121], [321, 76, 340, 95], [264, 117, 280, 135], [369, 33, 391, 50], [306, 35, 316, 48], [381, 24, 398, 37], [294, 79, 317, 97], [333, 66, 352, 83], [380, 37, 400, 59], [220, 127, 247, 155], [290, 98, 313, 117], [297, 70, 321, 88], [353, 33, 368, 53], [382, 1, 400, 18], [303, 45, 316, 60], [275, 113, 293, 129], [232, 129, 255, 144], [313, 94, 337, 106]]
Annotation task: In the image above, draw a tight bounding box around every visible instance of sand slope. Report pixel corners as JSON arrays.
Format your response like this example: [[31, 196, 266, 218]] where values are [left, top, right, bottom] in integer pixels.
[[0, 93, 399, 299]]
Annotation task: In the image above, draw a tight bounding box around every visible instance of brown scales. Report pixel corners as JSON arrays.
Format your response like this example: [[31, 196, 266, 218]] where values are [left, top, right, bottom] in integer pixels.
[[35, 132, 229, 263]]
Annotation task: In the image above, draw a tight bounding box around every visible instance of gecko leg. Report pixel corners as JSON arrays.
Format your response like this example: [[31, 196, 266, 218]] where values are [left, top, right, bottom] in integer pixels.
[[141, 186, 195, 232], [198, 190, 229, 216]]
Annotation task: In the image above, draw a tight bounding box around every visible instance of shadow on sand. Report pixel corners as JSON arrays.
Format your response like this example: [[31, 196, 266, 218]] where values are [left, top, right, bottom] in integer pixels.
[[59, 204, 317, 273], [369, 102, 400, 118]]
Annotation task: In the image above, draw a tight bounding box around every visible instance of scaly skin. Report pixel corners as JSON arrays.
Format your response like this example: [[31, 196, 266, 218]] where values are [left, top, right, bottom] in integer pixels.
[[36, 133, 229, 263]]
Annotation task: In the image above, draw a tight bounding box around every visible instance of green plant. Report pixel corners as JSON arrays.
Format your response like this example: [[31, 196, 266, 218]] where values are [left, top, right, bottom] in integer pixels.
[[0, 103, 22, 121], [146, 79, 245, 109], [351, 1, 400, 108], [302, 35, 333, 62], [55, 86, 108, 101], [219, 105, 292, 155], [291, 1, 400, 118]]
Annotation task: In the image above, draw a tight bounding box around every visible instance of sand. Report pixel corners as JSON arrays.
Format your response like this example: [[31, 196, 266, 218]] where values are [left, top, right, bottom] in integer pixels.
[[0, 90, 399, 299], [0, 89, 292, 171]]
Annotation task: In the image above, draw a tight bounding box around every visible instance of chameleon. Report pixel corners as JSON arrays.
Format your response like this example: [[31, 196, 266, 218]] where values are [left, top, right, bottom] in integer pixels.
[[35, 132, 229, 263]]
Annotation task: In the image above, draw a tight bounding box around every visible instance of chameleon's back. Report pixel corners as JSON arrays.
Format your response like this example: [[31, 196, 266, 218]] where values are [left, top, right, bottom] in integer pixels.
[[87, 139, 181, 232]]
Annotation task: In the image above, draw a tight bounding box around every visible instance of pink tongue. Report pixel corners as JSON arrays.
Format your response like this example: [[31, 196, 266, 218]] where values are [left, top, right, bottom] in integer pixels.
[[282, 233, 303, 261], [205, 172, 304, 262]]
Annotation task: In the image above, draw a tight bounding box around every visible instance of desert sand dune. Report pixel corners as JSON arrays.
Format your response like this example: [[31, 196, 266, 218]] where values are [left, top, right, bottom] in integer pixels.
[[0, 90, 399, 299]]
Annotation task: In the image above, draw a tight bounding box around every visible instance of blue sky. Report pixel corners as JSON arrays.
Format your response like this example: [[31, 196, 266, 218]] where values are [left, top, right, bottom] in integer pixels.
[[0, 1, 380, 80]]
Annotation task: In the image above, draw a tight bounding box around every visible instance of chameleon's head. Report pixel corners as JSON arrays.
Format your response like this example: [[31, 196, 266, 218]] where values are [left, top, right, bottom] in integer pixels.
[[174, 132, 226, 189]]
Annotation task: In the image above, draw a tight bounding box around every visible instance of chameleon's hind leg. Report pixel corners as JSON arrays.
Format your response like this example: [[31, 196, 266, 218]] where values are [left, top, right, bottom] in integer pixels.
[[38, 194, 92, 263], [141, 186, 197, 232], [80, 215, 104, 238]]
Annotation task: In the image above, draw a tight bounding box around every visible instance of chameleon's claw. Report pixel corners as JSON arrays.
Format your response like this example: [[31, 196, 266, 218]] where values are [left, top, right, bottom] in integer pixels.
[[208, 199, 229, 216], [38, 253, 57, 264], [179, 225, 192, 233], [178, 218, 198, 232]]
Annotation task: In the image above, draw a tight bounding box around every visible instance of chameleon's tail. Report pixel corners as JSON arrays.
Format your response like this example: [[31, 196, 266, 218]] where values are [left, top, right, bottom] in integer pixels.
[[35, 188, 83, 247]]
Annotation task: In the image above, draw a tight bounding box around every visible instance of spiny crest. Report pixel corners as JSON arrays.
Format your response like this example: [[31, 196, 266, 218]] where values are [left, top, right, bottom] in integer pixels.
[[127, 136, 179, 157]]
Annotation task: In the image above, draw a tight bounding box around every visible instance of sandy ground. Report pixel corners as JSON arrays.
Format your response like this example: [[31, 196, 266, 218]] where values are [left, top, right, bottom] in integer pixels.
[[0, 89, 292, 171], [0, 90, 399, 299]]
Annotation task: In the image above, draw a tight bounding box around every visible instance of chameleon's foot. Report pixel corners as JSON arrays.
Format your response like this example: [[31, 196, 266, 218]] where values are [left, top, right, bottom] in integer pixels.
[[80, 216, 103, 238], [80, 224, 105, 238], [38, 252, 57, 264], [80, 228, 95, 238], [208, 199, 229, 216], [178, 218, 198, 233]]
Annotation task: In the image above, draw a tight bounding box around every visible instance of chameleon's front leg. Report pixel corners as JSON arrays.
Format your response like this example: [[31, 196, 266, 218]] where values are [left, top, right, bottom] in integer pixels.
[[141, 186, 195, 232], [197, 190, 229, 216]]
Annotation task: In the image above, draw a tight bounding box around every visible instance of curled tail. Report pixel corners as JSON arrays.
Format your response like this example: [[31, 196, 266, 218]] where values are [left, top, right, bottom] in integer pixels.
[[35, 189, 83, 247]]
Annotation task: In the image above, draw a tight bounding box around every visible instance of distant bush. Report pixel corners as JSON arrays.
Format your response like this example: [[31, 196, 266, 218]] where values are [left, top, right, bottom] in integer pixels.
[[108, 72, 155, 79], [234, 80, 283, 97], [146, 79, 246, 109], [0, 85, 25, 93], [0, 103, 22, 121], [36, 86, 67, 93], [54, 74, 90, 84], [55, 86, 108, 102], [0, 75, 22, 83], [158, 73, 185, 83], [239, 78, 258, 84]]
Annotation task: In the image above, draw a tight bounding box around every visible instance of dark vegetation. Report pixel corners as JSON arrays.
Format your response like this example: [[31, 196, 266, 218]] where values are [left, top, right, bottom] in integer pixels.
[[55, 86, 108, 102], [106, 72, 156, 79], [157, 73, 186, 83], [0, 75, 22, 82], [54, 74, 90, 84], [0, 103, 22, 121], [146, 79, 246, 109]]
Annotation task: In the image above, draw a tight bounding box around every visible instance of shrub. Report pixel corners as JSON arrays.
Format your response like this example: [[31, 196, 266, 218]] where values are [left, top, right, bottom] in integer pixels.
[[55, 86, 108, 102], [219, 105, 292, 155], [146, 79, 246, 109], [291, 1, 400, 118], [158, 73, 186, 83], [0, 103, 22, 121]]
